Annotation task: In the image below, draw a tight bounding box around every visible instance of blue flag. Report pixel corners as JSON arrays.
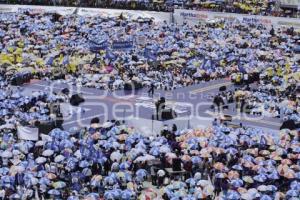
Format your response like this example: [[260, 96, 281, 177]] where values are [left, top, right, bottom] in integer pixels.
[[144, 47, 157, 61], [46, 56, 54, 66], [62, 55, 69, 65], [105, 50, 116, 61]]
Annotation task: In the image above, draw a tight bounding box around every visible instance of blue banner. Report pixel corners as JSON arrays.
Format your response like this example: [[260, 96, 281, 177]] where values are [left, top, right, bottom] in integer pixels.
[[112, 40, 133, 50], [89, 40, 108, 52]]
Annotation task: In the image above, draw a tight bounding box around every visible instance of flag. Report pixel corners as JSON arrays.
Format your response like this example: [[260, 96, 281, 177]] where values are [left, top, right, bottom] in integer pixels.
[[62, 55, 69, 65], [238, 64, 247, 73], [45, 56, 54, 66], [105, 50, 116, 61], [144, 47, 157, 61]]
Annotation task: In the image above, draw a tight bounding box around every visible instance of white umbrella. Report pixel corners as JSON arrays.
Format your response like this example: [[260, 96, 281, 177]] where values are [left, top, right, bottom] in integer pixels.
[[10, 165, 25, 174], [43, 149, 54, 157], [35, 141, 46, 147], [36, 157, 47, 164], [102, 122, 113, 128], [110, 151, 122, 162], [159, 146, 171, 153], [54, 155, 65, 163], [1, 150, 13, 158]]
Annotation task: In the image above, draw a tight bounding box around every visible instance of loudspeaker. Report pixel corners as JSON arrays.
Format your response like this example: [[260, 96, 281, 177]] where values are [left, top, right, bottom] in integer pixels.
[[70, 94, 85, 106], [172, 158, 181, 171], [219, 86, 227, 91]]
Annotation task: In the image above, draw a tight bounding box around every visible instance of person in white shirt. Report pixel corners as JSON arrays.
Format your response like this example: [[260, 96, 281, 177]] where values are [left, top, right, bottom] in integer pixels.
[[157, 169, 166, 187]]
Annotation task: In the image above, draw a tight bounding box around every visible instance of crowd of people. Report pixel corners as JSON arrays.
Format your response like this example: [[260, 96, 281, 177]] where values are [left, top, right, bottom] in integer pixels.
[[0, 5, 299, 200], [1, 0, 300, 18], [1, 113, 300, 199], [0, 11, 299, 91], [210, 63, 300, 130]]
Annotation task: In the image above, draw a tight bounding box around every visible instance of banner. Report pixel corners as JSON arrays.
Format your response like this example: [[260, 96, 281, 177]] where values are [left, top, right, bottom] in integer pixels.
[[0, 5, 17, 13], [0, 4, 76, 15], [17, 126, 39, 141], [89, 40, 108, 52], [112, 40, 133, 50], [174, 9, 300, 29]]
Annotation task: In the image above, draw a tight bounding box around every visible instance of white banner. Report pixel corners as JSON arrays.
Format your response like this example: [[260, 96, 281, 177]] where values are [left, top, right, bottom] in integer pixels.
[[174, 9, 300, 29], [0, 4, 17, 13], [17, 126, 39, 141], [0, 4, 76, 15], [77, 8, 172, 23]]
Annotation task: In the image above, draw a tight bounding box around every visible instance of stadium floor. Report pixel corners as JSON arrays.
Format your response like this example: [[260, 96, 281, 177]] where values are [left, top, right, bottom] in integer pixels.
[[20, 79, 281, 133]]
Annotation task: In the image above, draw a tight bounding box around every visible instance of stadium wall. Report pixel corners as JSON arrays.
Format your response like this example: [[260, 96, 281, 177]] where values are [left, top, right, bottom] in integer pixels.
[[0, 4, 172, 23], [0, 4, 299, 28]]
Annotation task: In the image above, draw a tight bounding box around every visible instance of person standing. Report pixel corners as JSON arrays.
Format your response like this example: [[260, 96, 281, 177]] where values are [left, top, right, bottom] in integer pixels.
[[157, 169, 166, 188], [148, 82, 155, 97]]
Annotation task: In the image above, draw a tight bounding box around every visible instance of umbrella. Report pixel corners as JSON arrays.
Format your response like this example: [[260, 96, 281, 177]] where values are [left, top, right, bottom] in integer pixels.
[[79, 160, 90, 168], [267, 185, 277, 192], [268, 172, 280, 180], [230, 179, 243, 187], [226, 190, 241, 199], [48, 189, 60, 195], [191, 156, 201, 164], [110, 151, 122, 162], [253, 174, 267, 182], [213, 162, 225, 171], [186, 178, 196, 186], [121, 189, 135, 199], [85, 193, 100, 199], [39, 177, 50, 185], [35, 140, 46, 147], [281, 159, 292, 165], [82, 168, 92, 176], [46, 173, 57, 180], [228, 171, 240, 179], [160, 146, 171, 153], [0, 167, 9, 175], [181, 155, 191, 162], [232, 164, 243, 171], [226, 147, 238, 155], [53, 181, 66, 189], [120, 162, 130, 170], [54, 155, 65, 163], [136, 169, 147, 178], [284, 170, 296, 179], [140, 188, 157, 200], [291, 181, 300, 190], [286, 190, 299, 197], [9, 194, 21, 199], [1, 150, 13, 158], [260, 195, 272, 200], [215, 173, 227, 179], [104, 176, 115, 185], [258, 185, 268, 192], [36, 157, 47, 164], [9, 165, 25, 174], [197, 180, 210, 187], [118, 134, 128, 141], [42, 149, 54, 157], [242, 176, 254, 184]]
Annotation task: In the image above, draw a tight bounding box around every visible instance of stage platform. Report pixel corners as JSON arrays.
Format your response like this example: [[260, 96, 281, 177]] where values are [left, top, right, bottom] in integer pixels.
[[19, 79, 282, 135]]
